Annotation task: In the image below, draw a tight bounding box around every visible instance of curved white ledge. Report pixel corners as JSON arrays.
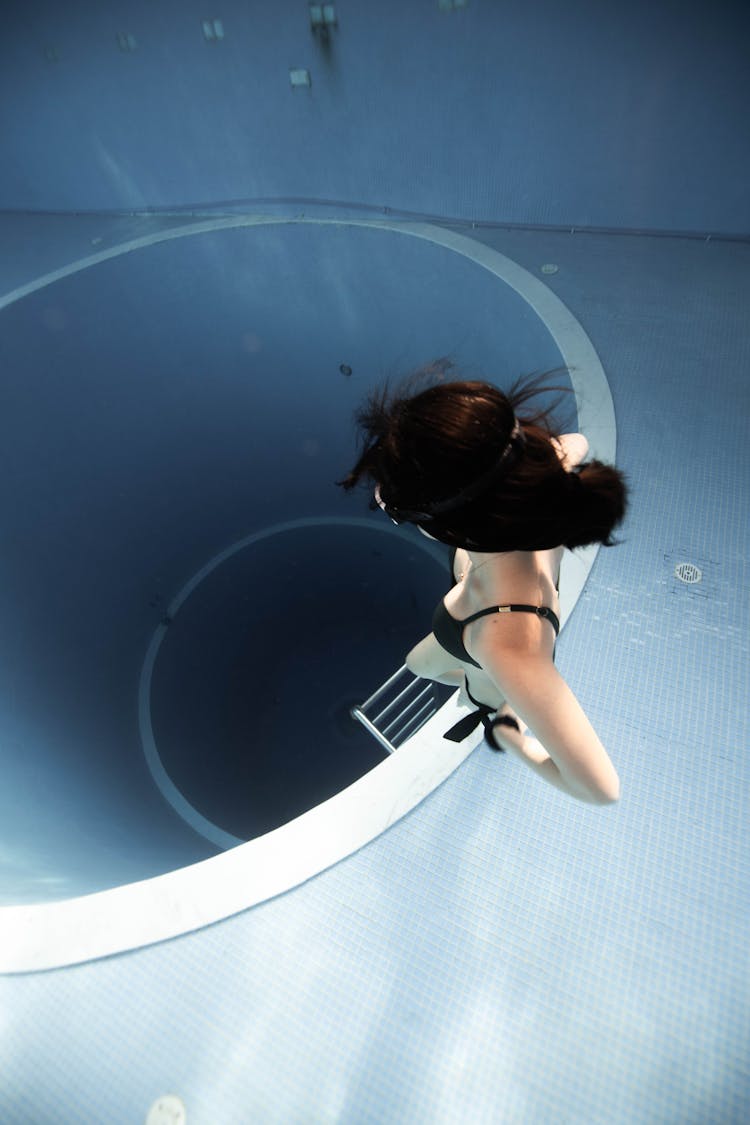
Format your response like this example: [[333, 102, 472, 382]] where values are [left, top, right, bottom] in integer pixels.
[[0, 217, 615, 973]]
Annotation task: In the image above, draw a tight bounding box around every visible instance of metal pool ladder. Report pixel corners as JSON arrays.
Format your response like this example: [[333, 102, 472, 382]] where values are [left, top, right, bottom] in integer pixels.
[[351, 665, 448, 754]]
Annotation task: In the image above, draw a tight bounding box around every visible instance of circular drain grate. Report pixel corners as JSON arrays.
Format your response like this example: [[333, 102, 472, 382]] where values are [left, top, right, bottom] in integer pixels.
[[674, 562, 702, 584]]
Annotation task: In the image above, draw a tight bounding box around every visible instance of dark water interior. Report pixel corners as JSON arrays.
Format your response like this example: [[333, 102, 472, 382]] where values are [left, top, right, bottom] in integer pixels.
[[151, 525, 451, 838]]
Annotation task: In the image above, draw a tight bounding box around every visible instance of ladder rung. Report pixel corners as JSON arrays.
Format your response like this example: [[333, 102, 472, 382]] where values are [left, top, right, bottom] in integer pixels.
[[371, 681, 432, 726], [357, 664, 410, 712], [381, 691, 435, 736], [387, 700, 436, 745]]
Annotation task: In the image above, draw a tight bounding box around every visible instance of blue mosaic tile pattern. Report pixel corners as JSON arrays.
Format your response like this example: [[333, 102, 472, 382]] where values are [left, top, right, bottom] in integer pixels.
[[1, 229, 748, 1124]]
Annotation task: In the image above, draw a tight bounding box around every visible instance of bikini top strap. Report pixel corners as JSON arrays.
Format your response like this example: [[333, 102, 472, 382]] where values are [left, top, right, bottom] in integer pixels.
[[460, 604, 560, 636]]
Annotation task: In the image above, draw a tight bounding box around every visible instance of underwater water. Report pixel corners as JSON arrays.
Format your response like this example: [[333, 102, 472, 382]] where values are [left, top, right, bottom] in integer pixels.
[[0, 1, 748, 1122]]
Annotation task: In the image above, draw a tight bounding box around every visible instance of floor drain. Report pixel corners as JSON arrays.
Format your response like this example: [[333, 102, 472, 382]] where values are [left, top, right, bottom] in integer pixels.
[[674, 562, 702, 584]]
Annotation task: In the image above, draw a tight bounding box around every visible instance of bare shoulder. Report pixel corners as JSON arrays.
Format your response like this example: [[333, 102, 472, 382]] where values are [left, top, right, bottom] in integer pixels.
[[552, 432, 589, 470]]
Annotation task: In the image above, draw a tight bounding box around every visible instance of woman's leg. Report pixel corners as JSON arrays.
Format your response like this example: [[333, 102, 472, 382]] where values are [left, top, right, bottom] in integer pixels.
[[406, 632, 465, 688]]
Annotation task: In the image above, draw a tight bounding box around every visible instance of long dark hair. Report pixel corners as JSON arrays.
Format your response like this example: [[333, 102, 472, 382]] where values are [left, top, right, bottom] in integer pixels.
[[338, 364, 628, 552]]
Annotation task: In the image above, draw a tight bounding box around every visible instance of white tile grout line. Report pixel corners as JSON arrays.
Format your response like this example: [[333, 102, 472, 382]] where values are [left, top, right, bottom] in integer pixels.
[[0, 217, 615, 972]]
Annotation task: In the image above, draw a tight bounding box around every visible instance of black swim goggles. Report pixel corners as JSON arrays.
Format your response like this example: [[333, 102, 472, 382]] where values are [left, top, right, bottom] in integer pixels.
[[373, 420, 525, 526], [374, 484, 431, 525]]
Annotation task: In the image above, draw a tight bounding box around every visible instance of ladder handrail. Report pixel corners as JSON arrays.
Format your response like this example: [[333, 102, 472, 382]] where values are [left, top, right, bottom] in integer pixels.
[[350, 707, 398, 756]]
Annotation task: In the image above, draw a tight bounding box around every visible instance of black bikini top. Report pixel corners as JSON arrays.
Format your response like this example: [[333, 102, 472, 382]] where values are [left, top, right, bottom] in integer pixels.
[[432, 599, 560, 669]]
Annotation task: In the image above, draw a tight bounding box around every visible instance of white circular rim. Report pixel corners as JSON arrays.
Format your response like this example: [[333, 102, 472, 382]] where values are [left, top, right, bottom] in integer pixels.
[[0, 217, 615, 973]]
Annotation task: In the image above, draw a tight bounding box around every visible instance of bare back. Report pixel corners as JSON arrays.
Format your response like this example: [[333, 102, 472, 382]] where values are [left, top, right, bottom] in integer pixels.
[[441, 545, 564, 708]]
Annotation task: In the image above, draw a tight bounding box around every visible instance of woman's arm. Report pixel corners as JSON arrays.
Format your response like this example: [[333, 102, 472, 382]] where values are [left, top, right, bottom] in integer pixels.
[[480, 643, 620, 805], [410, 625, 619, 804], [490, 704, 615, 804]]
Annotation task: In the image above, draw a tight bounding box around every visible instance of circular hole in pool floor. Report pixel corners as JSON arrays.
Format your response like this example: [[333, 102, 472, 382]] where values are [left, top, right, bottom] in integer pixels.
[[150, 524, 449, 840]]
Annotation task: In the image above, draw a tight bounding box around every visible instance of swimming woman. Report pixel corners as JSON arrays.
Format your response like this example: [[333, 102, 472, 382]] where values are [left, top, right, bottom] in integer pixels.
[[339, 372, 628, 805]]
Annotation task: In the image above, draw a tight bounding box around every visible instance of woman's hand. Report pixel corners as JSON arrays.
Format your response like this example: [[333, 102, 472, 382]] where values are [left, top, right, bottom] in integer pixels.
[[552, 432, 590, 470]]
